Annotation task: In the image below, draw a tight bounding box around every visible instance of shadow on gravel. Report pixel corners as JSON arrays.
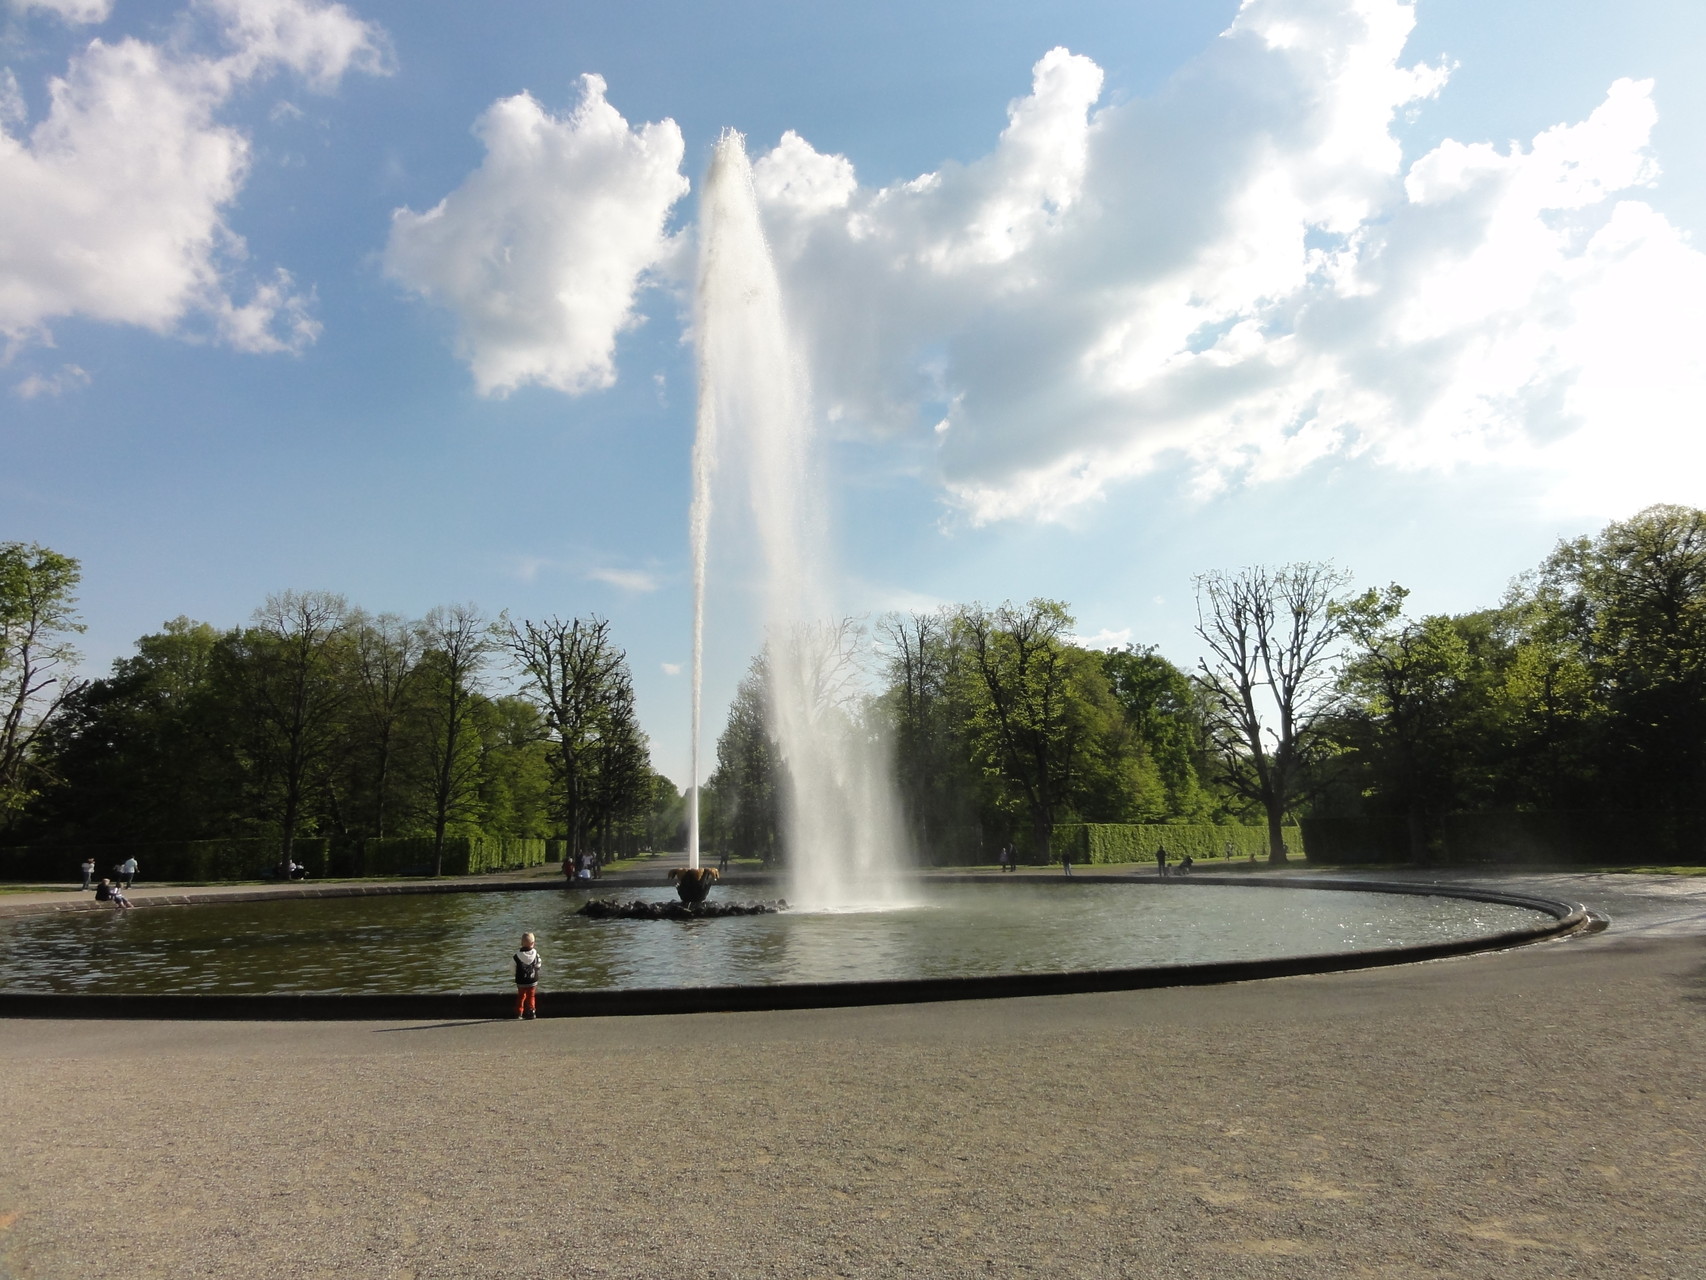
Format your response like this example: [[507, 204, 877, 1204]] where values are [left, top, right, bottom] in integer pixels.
[[372, 1020, 505, 1033]]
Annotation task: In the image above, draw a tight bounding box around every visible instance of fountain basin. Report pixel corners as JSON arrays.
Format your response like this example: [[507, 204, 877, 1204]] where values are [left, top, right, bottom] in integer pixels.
[[0, 877, 1582, 1018]]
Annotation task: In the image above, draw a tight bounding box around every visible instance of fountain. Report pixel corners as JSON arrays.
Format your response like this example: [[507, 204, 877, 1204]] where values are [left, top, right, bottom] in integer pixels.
[[685, 131, 912, 911]]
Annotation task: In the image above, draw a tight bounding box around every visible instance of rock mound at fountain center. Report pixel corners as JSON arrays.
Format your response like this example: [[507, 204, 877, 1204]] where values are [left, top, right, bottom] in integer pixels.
[[578, 897, 787, 921]]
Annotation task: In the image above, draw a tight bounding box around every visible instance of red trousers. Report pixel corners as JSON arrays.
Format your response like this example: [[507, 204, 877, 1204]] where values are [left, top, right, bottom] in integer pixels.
[[515, 985, 537, 1017]]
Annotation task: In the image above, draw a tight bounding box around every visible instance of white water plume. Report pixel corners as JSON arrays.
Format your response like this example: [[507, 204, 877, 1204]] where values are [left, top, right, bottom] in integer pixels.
[[690, 130, 911, 909]]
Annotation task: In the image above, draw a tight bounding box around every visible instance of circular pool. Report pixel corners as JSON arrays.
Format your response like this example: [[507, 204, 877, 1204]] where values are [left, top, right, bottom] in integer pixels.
[[0, 880, 1563, 997]]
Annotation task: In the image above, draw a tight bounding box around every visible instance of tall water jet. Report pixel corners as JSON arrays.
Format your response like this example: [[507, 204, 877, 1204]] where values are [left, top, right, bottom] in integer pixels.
[[690, 131, 911, 909]]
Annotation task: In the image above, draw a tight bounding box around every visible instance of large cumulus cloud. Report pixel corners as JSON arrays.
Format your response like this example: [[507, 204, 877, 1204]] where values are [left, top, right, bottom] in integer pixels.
[[751, 0, 1705, 521], [0, 0, 388, 355], [384, 74, 689, 397]]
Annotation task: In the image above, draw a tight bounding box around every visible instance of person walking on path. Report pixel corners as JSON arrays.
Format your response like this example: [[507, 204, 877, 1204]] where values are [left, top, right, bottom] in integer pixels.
[[513, 932, 541, 1020], [1155, 845, 1169, 879], [118, 857, 138, 889], [79, 857, 95, 891], [1061, 848, 1073, 877]]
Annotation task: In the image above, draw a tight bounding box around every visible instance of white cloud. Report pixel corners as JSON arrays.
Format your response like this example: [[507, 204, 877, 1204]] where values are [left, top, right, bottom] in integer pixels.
[[12, 362, 89, 398], [740, 0, 1704, 524], [9, 0, 112, 23], [1067, 627, 1132, 651], [0, 0, 387, 353], [586, 566, 661, 593], [661, 661, 683, 676], [385, 74, 689, 396]]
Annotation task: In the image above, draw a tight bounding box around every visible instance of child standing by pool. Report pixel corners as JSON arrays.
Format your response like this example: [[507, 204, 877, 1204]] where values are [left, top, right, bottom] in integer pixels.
[[513, 932, 541, 1020]]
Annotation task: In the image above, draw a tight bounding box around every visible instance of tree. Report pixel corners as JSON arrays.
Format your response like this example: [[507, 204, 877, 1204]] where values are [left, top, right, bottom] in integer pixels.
[[0, 543, 85, 831], [1531, 504, 1706, 812], [1100, 644, 1217, 822], [952, 599, 1088, 859], [877, 609, 982, 862], [1194, 563, 1350, 864], [347, 610, 423, 840], [1332, 586, 1479, 860], [413, 604, 492, 876], [228, 590, 350, 873], [501, 614, 633, 863], [710, 653, 783, 866], [22, 617, 238, 843]]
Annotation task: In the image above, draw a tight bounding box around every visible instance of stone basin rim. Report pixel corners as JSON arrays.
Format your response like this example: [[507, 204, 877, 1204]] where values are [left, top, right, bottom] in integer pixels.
[[0, 876, 1588, 1019]]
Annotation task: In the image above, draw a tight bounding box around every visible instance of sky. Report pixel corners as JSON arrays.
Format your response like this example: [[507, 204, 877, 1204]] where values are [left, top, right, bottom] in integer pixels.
[[3, 0, 1704, 790]]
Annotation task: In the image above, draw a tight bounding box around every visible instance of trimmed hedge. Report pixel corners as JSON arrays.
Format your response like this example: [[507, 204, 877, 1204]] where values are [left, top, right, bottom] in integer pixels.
[[1302, 810, 1706, 866], [1297, 817, 1410, 866], [0, 838, 330, 883], [358, 836, 546, 877], [1048, 823, 1302, 865]]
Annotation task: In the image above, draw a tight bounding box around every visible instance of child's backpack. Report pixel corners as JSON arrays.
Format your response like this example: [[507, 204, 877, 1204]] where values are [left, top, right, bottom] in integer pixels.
[[515, 952, 540, 985]]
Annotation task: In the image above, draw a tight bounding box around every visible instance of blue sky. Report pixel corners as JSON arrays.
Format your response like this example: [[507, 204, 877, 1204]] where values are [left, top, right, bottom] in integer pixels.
[[4, 0, 1704, 788]]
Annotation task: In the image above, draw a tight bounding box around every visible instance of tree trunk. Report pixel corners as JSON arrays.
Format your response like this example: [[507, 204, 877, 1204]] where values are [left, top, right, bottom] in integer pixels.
[[1266, 803, 1289, 865]]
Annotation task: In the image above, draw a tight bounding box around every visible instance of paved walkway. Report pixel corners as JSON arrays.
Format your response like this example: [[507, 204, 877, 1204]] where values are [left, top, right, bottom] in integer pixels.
[[1, 870, 1702, 1279]]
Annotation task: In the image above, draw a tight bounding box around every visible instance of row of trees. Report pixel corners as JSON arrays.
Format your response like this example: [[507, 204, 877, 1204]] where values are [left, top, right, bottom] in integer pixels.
[[0, 565, 678, 871], [1323, 504, 1706, 859], [10, 503, 1705, 871], [699, 600, 1227, 865], [701, 505, 1706, 867]]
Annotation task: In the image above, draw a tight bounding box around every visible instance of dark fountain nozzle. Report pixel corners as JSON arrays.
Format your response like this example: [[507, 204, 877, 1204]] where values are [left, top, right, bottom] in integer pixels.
[[669, 866, 720, 904]]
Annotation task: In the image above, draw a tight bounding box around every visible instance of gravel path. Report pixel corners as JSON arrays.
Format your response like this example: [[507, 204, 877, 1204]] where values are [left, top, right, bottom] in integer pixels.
[[1, 872, 1702, 1279]]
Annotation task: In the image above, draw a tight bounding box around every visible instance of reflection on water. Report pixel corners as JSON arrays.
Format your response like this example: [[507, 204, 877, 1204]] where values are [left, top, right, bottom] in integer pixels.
[[0, 883, 1550, 996]]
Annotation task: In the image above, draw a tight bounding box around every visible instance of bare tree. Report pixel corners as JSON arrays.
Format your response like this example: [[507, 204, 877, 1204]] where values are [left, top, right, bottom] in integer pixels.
[[1194, 564, 1350, 864], [500, 615, 629, 864]]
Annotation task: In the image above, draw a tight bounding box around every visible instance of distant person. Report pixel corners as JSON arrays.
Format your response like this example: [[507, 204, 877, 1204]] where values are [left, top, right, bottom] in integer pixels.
[[118, 857, 138, 889], [513, 932, 542, 1020], [717, 848, 730, 874], [1155, 845, 1169, 879], [1177, 854, 1194, 876], [95, 879, 132, 909], [287, 859, 308, 881], [79, 857, 96, 891], [1061, 848, 1073, 877], [1001, 844, 1016, 873]]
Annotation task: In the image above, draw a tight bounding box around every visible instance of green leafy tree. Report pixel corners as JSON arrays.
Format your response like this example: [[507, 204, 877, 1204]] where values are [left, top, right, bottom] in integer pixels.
[[0, 542, 84, 830], [1100, 644, 1217, 822], [952, 599, 1093, 859], [22, 617, 238, 842], [412, 604, 492, 875], [1332, 586, 1482, 860], [224, 591, 351, 873], [710, 654, 783, 866], [474, 695, 554, 840], [876, 609, 983, 862], [347, 610, 424, 840], [1532, 504, 1706, 812]]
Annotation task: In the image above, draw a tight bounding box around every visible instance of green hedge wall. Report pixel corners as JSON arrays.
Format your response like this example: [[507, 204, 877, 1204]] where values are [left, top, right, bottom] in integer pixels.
[[0, 838, 330, 883], [1302, 811, 1706, 866], [1297, 817, 1410, 865], [1047, 823, 1302, 865], [358, 836, 547, 877]]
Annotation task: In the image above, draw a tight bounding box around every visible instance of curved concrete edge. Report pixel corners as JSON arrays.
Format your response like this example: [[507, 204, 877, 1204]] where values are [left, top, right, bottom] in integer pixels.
[[0, 881, 1588, 1021]]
